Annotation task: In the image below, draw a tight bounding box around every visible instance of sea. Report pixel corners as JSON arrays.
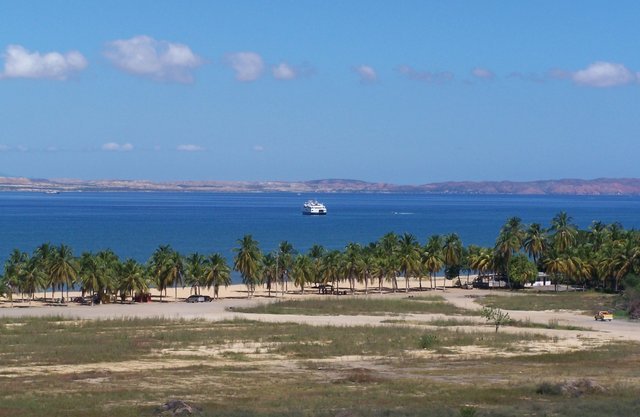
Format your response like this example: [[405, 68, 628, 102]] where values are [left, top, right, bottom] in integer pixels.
[[1, 192, 639, 280]]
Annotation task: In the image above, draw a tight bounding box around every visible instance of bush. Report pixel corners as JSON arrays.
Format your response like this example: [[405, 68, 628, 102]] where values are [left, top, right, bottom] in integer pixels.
[[535, 381, 562, 396], [459, 406, 478, 417], [419, 333, 439, 349], [481, 307, 511, 333]]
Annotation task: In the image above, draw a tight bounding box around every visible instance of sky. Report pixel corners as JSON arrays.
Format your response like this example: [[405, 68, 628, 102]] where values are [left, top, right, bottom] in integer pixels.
[[0, 1, 639, 184]]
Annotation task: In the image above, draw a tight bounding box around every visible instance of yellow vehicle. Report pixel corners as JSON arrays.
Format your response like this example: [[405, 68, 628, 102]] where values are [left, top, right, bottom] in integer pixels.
[[594, 310, 613, 321]]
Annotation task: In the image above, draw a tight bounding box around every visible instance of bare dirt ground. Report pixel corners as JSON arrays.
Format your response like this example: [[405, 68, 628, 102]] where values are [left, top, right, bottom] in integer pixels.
[[1, 287, 637, 345]]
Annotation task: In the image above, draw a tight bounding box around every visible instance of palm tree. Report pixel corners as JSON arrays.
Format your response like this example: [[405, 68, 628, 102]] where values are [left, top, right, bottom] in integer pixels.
[[588, 221, 610, 253], [33, 243, 55, 300], [321, 250, 342, 293], [3, 249, 27, 305], [550, 212, 577, 254], [277, 241, 295, 294], [149, 245, 173, 301], [204, 253, 231, 299], [544, 251, 570, 291], [117, 259, 148, 301], [164, 250, 185, 300], [185, 253, 207, 295], [523, 223, 547, 284], [262, 253, 278, 297], [49, 244, 78, 301], [523, 223, 547, 264], [378, 232, 399, 291], [397, 233, 421, 292], [343, 243, 362, 293], [469, 246, 495, 281], [442, 233, 462, 290], [308, 244, 326, 286], [423, 235, 443, 290], [234, 235, 263, 297], [494, 217, 525, 287], [370, 254, 390, 294], [292, 254, 313, 294], [78, 252, 100, 298], [609, 238, 640, 291], [21, 256, 47, 302], [96, 249, 120, 301]]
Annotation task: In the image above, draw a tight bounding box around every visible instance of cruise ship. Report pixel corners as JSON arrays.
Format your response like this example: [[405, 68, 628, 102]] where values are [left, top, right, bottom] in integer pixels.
[[302, 200, 327, 215]]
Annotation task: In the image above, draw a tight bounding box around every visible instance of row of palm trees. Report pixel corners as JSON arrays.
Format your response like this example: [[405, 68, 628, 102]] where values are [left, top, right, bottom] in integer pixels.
[[225, 212, 640, 295], [2, 212, 640, 302], [0, 243, 231, 303]]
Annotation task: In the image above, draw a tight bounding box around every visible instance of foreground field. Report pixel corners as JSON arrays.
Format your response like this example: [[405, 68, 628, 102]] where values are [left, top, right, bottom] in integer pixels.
[[1, 291, 639, 416]]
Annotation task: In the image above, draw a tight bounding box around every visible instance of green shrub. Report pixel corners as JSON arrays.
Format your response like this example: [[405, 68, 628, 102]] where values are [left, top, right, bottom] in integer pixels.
[[419, 333, 439, 349], [536, 381, 562, 396]]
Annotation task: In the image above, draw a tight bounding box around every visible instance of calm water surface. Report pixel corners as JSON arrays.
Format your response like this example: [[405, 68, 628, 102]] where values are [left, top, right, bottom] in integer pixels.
[[1, 192, 639, 267]]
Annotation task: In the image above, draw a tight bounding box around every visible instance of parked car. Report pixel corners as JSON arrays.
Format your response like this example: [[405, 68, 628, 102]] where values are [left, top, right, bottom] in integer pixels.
[[186, 295, 212, 303], [594, 310, 613, 321]]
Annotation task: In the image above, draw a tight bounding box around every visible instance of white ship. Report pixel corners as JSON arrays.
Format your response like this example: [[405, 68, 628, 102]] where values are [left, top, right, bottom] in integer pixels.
[[302, 200, 327, 215]]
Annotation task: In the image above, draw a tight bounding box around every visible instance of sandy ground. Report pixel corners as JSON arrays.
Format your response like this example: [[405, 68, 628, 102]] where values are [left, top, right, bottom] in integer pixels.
[[1, 279, 638, 346]]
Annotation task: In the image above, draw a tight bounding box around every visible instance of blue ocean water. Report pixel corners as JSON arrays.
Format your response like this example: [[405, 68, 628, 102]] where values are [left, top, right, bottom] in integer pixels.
[[1, 192, 639, 269]]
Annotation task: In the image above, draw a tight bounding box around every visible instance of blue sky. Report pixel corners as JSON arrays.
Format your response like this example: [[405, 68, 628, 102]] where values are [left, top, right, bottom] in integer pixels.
[[1, 1, 639, 184]]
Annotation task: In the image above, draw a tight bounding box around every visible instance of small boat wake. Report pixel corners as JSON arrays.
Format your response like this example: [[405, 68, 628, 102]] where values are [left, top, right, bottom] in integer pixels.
[[393, 212, 414, 215]]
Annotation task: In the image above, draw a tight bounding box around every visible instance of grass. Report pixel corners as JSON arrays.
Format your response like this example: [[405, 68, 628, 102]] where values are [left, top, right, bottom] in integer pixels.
[[234, 295, 478, 316], [479, 291, 622, 313], [0, 314, 639, 417]]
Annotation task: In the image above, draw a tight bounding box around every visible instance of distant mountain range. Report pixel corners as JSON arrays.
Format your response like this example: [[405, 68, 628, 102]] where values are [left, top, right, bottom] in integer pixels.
[[1, 177, 640, 195]]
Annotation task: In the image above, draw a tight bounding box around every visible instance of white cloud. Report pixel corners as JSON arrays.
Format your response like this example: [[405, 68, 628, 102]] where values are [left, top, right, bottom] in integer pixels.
[[104, 35, 202, 83], [472, 67, 494, 80], [397, 65, 454, 83], [177, 144, 205, 152], [102, 142, 133, 151], [253, 145, 264, 152], [16, 145, 29, 152], [225, 52, 264, 81], [572, 61, 637, 87], [354, 65, 377, 83], [0, 45, 87, 80], [272, 63, 296, 80], [0, 145, 9, 151]]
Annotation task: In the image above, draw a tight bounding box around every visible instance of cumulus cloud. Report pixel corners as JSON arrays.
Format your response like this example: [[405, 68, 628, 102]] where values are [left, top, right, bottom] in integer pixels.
[[471, 67, 494, 80], [102, 142, 133, 151], [571, 61, 636, 87], [177, 144, 205, 152], [272, 63, 296, 80], [104, 35, 203, 83], [225, 52, 264, 81], [397, 65, 454, 83], [354, 65, 377, 83], [0, 45, 87, 80]]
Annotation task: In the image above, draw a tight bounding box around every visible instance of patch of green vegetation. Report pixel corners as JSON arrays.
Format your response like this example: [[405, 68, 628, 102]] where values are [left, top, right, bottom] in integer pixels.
[[235, 296, 478, 316], [480, 291, 621, 313]]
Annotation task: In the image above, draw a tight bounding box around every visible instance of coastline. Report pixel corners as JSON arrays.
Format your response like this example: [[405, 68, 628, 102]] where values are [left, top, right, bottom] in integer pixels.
[[3, 176, 640, 195]]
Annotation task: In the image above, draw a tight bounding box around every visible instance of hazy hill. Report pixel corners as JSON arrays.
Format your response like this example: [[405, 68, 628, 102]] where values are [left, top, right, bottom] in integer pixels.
[[1, 177, 640, 195]]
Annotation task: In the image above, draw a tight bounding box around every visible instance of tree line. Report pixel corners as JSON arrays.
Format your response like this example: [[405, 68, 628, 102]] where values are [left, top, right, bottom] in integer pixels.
[[1, 212, 640, 304]]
